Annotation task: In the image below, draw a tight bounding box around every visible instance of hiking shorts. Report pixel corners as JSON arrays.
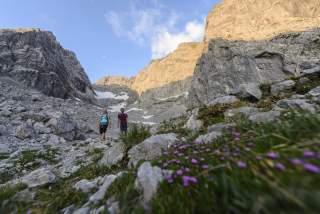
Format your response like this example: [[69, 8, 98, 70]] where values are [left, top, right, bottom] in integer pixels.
[[99, 124, 108, 134], [120, 123, 127, 132]]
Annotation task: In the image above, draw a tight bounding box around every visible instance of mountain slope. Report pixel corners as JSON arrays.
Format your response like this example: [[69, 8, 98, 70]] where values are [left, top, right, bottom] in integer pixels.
[[205, 0, 320, 41]]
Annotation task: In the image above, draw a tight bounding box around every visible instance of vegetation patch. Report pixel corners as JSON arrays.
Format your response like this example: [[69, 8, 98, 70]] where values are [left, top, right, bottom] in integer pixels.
[[144, 111, 320, 213], [198, 102, 242, 127], [0, 183, 28, 213], [120, 124, 151, 150], [0, 153, 9, 160], [106, 172, 144, 213]]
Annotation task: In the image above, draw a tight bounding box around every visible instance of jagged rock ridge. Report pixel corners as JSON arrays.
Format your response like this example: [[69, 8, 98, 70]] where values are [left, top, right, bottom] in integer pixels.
[[0, 29, 95, 102]]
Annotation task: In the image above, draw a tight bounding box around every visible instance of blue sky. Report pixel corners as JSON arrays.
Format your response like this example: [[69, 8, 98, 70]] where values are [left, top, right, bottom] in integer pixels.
[[0, 0, 220, 82]]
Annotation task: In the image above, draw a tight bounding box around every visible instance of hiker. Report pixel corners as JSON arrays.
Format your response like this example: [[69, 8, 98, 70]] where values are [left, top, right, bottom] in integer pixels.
[[118, 107, 128, 134], [98, 108, 110, 141]]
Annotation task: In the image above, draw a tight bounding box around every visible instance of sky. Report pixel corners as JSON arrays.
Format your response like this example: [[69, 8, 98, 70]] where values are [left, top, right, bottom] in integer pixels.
[[0, 0, 220, 83]]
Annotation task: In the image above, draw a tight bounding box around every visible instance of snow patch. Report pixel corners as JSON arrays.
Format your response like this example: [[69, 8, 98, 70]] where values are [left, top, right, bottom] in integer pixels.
[[109, 102, 126, 112], [127, 108, 143, 112], [95, 90, 129, 100], [157, 92, 189, 101], [142, 115, 154, 119]]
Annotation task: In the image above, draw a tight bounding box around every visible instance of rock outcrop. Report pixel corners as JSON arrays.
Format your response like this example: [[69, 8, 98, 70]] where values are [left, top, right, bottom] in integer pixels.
[[96, 76, 134, 88], [189, 28, 320, 107], [205, 0, 320, 42], [0, 29, 95, 102]]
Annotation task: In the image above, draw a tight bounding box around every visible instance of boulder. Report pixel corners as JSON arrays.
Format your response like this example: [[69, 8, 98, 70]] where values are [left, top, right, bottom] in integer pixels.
[[270, 80, 296, 95], [20, 168, 56, 188], [184, 108, 203, 131], [34, 122, 52, 134], [89, 172, 124, 204], [74, 178, 101, 193], [15, 121, 37, 140], [249, 111, 281, 123], [194, 131, 222, 144], [308, 86, 320, 97], [209, 96, 239, 106], [128, 133, 180, 168], [207, 122, 235, 133], [234, 83, 262, 100], [135, 162, 163, 202], [72, 207, 90, 214], [47, 113, 78, 141], [99, 142, 126, 167], [224, 107, 260, 119], [277, 99, 317, 113]]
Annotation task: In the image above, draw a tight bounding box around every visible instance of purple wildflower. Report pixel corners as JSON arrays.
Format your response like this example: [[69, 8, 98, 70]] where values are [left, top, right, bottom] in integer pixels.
[[266, 151, 279, 159], [176, 169, 184, 176], [290, 158, 303, 165], [184, 167, 191, 173], [189, 177, 198, 184], [191, 158, 198, 164], [303, 163, 320, 174], [275, 163, 285, 171], [182, 176, 191, 186], [237, 161, 247, 169], [202, 164, 209, 169], [303, 150, 316, 158], [165, 175, 174, 183]]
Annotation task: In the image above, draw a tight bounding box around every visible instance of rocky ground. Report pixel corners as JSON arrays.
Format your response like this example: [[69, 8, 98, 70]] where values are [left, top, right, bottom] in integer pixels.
[[1, 66, 319, 213]]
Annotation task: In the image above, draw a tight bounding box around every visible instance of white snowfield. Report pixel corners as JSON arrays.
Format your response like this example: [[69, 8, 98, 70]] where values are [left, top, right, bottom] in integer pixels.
[[94, 90, 129, 100], [109, 102, 126, 112], [156, 92, 189, 101], [127, 108, 143, 112], [142, 115, 154, 119]]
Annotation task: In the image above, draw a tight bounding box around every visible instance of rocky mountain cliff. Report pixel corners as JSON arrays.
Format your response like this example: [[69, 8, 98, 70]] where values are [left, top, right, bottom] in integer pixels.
[[96, 42, 206, 95], [0, 29, 95, 102], [96, 76, 134, 88], [205, 0, 320, 41], [131, 42, 207, 95], [189, 28, 320, 107]]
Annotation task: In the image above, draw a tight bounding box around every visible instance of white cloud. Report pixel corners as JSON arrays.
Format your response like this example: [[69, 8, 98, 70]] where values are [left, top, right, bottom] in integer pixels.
[[105, 1, 205, 59], [151, 20, 205, 59]]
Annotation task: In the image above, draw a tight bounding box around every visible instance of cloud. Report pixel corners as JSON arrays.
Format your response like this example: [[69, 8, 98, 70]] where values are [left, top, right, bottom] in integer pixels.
[[105, 1, 205, 59], [151, 20, 205, 59]]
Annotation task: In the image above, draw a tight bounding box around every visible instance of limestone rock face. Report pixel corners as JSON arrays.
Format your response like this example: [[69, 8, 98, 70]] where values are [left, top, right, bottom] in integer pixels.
[[131, 43, 207, 95], [0, 29, 95, 102], [205, 0, 320, 42], [189, 28, 320, 107], [96, 76, 134, 88]]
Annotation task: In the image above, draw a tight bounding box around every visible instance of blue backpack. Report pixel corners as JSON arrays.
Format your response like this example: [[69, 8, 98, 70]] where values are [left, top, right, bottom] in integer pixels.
[[100, 114, 109, 125]]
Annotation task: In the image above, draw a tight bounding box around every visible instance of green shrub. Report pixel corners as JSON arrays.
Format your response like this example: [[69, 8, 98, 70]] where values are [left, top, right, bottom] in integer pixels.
[[120, 124, 151, 149], [198, 102, 242, 127]]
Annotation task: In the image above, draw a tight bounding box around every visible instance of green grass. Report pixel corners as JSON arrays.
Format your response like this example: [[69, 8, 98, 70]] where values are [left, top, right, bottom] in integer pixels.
[[0, 153, 9, 160], [294, 73, 320, 94], [120, 124, 151, 149], [198, 102, 242, 127], [106, 172, 144, 213], [15, 149, 60, 171], [0, 183, 28, 213]]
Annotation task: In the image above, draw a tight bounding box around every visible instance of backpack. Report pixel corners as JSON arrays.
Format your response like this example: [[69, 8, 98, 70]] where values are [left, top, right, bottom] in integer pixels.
[[100, 114, 109, 125]]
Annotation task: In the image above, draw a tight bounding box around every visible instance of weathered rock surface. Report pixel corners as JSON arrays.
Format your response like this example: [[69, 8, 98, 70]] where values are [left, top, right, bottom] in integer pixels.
[[99, 142, 126, 167], [0, 29, 95, 101], [249, 111, 281, 123], [195, 131, 222, 144], [204, 0, 320, 42], [189, 28, 320, 107], [225, 107, 261, 119], [184, 108, 203, 131], [271, 80, 296, 95], [135, 162, 163, 202], [128, 133, 180, 167], [234, 83, 262, 100], [277, 99, 317, 113], [20, 168, 56, 188]]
